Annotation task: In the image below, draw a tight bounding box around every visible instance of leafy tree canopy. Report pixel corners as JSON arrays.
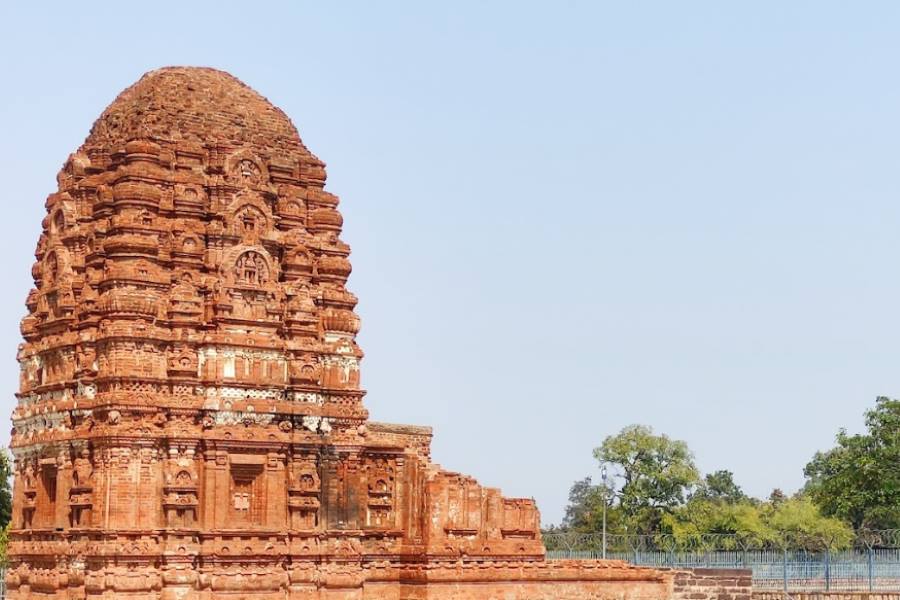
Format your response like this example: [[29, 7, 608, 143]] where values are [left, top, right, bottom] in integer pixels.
[[0, 449, 10, 528], [564, 425, 701, 533], [662, 495, 853, 550], [691, 470, 747, 504], [764, 496, 854, 549], [804, 397, 900, 529], [594, 424, 700, 516], [558, 423, 858, 546], [661, 498, 770, 544]]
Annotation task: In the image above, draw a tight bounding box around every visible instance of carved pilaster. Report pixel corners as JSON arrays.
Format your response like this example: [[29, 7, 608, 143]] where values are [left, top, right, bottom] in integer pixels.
[[69, 446, 94, 527], [288, 451, 320, 531]]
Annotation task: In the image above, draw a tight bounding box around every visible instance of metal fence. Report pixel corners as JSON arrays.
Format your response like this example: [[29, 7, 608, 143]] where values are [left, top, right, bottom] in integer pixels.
[[544, 531, 900, 592]]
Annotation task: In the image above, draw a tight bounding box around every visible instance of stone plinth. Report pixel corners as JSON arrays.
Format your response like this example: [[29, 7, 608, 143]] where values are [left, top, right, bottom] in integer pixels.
[[7, 67, 670, 600]]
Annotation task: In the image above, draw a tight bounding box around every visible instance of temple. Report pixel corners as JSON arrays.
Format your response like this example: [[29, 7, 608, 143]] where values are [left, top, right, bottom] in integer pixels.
[[7, 67, 670, 599]]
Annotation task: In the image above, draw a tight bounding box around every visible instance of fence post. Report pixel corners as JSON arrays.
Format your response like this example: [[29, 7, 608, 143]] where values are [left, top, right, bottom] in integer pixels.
[[868, 546, 874, 592], [783, 548, 789, 594], [824, 548, 830, 592]]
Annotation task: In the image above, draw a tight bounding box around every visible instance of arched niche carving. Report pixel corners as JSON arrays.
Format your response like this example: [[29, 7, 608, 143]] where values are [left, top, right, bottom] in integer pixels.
[[174, 185, 205, 208], [52, 210, 66, 234], [234, 204, 267, 236], [283, 246, 313, 281], [277, 199, 306, 229], [176, 233, 202, 255], [233, 250, 271, 286], [283, 201, 303, 216], [226, 150, 268, 187], [237, 159, 260, 182], [44, 252, 59, 285]]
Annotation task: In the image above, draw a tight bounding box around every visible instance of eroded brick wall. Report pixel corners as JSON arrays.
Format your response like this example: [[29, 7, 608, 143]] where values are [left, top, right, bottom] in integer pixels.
[[671, 568, 753, 600], [362, 579, 672, 600], [754, 593, 900, 600]]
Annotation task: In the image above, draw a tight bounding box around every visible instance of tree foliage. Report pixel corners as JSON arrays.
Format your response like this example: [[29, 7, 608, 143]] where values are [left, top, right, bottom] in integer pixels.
[[0, 449, 11, 528], [562, 477, 605, 531], [0, 449, 11, 568], [692, 470, 747, 504], [594, 425, 700, 532], [765, 497, 854, 549], [661, 495, 853, 549], [567, 425, 701, 533], [804, 397, 900, 529], [661, 498, 769, 542], [560, 424, 856, 546], [0, 524, 8, 568]]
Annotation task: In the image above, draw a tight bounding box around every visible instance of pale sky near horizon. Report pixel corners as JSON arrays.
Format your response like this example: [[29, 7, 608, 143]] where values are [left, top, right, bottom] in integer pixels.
[[2, 1, 900, 526]]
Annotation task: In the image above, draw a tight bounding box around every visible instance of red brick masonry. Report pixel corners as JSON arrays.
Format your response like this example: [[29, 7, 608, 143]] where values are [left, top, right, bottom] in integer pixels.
[[671, 568, 753, 600], [754, 594, 900, 600], [8, 66, 673, 599]]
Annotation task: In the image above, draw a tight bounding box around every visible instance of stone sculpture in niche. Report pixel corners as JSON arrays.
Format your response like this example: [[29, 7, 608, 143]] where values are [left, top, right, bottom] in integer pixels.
[[234, 250, 269, 286], [7, 67, 671, 600]]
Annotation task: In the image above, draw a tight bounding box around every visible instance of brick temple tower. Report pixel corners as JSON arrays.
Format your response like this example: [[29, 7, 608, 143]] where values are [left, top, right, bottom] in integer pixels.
[[7, 67, 670, 599]]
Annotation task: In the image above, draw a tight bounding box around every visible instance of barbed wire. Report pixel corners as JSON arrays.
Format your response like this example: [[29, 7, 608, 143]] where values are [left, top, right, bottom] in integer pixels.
[[542, 530, 900, 552]]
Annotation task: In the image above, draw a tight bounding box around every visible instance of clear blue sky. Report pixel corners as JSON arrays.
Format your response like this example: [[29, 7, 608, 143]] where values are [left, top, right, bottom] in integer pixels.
[[2, 2, 900, 526]]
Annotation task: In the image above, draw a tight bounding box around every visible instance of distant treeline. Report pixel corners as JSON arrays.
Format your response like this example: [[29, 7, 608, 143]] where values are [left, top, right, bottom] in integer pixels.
[[550, 397, 900, 548]]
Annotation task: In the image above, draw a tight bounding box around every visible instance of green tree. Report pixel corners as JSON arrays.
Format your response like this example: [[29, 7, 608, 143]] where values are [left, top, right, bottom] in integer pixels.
[[769, 488, 787, 506], [662, 499, 771, 546], [692, 470, 747, 504], [562, 477, 603, 530], [593, 424, 700, 533], [662, 495, 852, 550], [764, 497, 854, 550], [561, 477, 628, 533], [804, 397, 900, 529], [0, 449, 11, 528], [0, 524, 8, 568]]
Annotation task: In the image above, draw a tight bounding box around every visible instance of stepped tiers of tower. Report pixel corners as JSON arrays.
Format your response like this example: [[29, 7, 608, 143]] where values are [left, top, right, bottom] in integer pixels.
[[7, 67, 670, 599]]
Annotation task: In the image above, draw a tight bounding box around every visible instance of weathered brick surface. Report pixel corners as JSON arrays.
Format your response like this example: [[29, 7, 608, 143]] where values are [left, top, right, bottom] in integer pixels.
[[754, 594, 900, 600], [669, 568, 753, 600], [6, 66, 672, 599]]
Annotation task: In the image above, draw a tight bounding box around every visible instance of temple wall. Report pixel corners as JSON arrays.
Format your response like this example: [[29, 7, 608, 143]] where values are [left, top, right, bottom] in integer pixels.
[[7, 569, 674, 600], [7, 562, 675, 599]]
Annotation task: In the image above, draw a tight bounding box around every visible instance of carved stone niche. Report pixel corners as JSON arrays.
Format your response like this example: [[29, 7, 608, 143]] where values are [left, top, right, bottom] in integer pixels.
[[365, 457, 396, 529], [276, 197, 305, 230], [500, 498, 539, 540], [288, 355, 320, 385], [287, 454, 320, 531], [229, 454, 266, 528], [173, 185, 206, 215], [166, 345, 198, 377], [69, 448, 94, 527], [162, 447, 199, 528], [284, 285, 317, 339], [20, 461, 37, 529], [233, 249, 271, 288]]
